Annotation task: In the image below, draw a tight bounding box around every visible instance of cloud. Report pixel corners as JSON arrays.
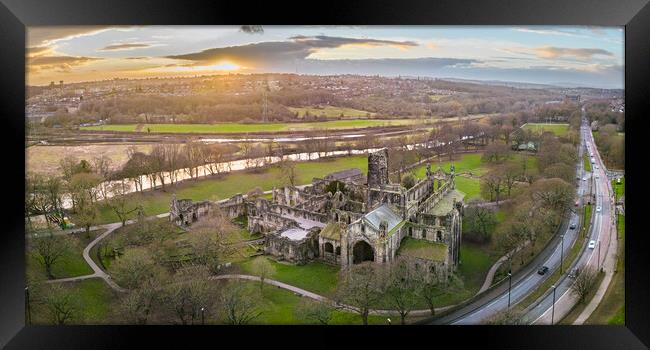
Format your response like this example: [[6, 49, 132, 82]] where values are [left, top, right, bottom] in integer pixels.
[[166, 35, 419, 68], [240, 25, 264, 34], [533, 46, 614, 59], [26, 46, 53, 58], [28, 55, 102, 73], [28, 26, 118, 46], [98, 43, 152, 51]]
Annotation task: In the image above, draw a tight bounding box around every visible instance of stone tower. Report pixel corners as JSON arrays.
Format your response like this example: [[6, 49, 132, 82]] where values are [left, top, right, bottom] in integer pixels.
[[367, 148, 389, 188]]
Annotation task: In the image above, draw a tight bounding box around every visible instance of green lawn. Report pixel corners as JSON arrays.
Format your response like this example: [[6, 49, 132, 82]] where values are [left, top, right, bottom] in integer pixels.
[[92, 155, 368, 224], [585, 214, 625, 325], [584, 153, 592, 172], [81, 119, 420, 134], [612, 177, 625, 201], [227, 280, 387, 325], [31, 279, 115, 324], [27, 232, 96, 279], [288, 106, 376, 118], [523, 123, 570, 137], [238, 256, 340, 296], [458, 242, 498, 293]]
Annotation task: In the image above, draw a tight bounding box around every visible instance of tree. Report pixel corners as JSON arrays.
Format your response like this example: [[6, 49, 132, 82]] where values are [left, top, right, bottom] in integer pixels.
[[482, 309, 524, 325], [251, 258, 275, 291], [413, 265, 462, 316], [118, 271, 166, 324], [25, 173, 66, 228], [30, 231, 73, 279], [294, 299, 336, 325], [42, 284, 80, 325], [382, 257, 419, 324], [528, 178, 575, 213], [334, 262, 384, 325], [279, 159, 298, 187], [189, 211, 234, 274], [219, 280, 262, 325], [570, 267, 598, 304], [463, 200, 497, 243], [110, 247, 156, 290], [480, 169, 505, 204], [164, 267, 214, 325], [482, 142, 511, 163], [401, 173, 416, 190], [107, 182, 142, 226]]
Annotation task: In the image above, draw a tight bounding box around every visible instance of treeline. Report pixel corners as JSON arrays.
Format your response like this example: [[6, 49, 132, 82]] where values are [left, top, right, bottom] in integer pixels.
[[586, 101, 625, 131]]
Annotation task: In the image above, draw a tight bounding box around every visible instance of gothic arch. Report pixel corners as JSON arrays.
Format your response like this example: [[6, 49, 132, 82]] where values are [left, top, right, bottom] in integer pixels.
[[352, 240, 375, 264]]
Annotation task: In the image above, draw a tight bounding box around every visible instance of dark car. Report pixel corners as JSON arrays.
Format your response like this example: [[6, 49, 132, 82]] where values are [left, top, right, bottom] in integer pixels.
[[537, 266, 549, 275], [570, 223, 577, 230]]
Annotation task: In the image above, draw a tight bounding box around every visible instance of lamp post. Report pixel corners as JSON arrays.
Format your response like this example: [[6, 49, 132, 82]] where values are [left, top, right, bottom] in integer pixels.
[[507, 272, 512, 308], [551, 285, 557, 325], [201, 307, 205, 325], [25, 287, 31, 326], [598, 240, 601, 271], [560, 233, 564, 275]]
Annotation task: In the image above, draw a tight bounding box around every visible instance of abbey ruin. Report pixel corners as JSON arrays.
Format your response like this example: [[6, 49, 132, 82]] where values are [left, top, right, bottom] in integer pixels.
[[170, 149, 464, 272]]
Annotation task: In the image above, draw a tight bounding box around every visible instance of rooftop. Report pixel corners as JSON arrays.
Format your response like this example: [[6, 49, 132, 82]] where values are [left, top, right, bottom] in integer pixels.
[[279, 228, 309, 241], [397, 237, 448, 262], [428, 189, 465, 216], [363, 204, 403, 233], [320, 222, 342, 241]]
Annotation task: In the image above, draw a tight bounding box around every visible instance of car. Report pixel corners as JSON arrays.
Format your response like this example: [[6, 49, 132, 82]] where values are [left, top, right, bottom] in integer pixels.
[[582, 177, 587, 181], [596, 206, 602, 212], [595, 174, 599, 179], [537, 266, 549, 275], [595, 165, 599, 170], [570, 223, 577, 229], [588, 240, 596, 249], [568, 268, 580, 279]]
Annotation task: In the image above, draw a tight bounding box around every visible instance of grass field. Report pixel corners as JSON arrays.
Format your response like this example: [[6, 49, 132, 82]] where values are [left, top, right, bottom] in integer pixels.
[[585, 214, 625, 325], [228, 280, 387, 325], [523, 123, 570, 137], [238, 256, 340, 296], [612, 177, 625, 201], [81, 119, 421, 134], [31, 279, 116, 325], [288, 106, 376, 118], [91, 155, 368, 224], [583, 153, 592, 172], [27, 231, 100, 279], [27, 144, 154, 176]]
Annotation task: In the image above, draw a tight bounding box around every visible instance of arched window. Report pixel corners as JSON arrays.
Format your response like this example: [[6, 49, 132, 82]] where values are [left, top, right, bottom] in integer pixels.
[[335, 246, 341, 255]]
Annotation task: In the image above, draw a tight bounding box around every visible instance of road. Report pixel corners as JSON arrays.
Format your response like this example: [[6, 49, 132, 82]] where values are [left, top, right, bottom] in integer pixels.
[[429, 114, 591, 325], [524, 112, 615, 324]]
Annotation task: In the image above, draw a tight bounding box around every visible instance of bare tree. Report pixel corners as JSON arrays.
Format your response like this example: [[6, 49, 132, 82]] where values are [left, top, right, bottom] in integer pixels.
[[30, 231, 73, 279], [463, 200, 497, 243], [42, 283, 80, 325], [334, 262, 384, 325], [482, 309, 524, 325], [164, 267, 214, 325], [107, 182, 142, 226], [382, 257, 419, 324], [570, 267, 598, 304], [278, 159, 298, 187], [110, 247, 156, 290], [251, 258, 275, 291], [219, 280, 262, 325], [294, 299, 336, 325], [414, 265, 462, 316]]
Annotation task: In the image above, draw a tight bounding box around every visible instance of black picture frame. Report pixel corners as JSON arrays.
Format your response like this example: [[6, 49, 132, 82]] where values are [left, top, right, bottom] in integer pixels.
[[1, 0, 648, 348]]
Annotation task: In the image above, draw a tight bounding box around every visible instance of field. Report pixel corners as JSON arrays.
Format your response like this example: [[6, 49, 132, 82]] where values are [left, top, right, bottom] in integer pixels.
[[523, 123, 570, 137], [92, 155, 368, 224], [30, 279, 116, 325], [26, 144, 154, 176], [288, 106, 376, 118], [27, 230, 102, 279], [80, 119, 422, 134], [237, 256, 340, 296], [612, 176, 625, 201]]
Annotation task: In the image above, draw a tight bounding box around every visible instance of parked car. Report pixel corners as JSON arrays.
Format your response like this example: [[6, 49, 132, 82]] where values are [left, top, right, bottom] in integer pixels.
[[588, 240, 596, 249], [537, 266, 549, 275], [596, 206, 602, 212]]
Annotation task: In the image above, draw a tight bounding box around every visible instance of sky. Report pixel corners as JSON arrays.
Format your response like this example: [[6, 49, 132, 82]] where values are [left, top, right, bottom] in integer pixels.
[[26, 25, 624, 88]]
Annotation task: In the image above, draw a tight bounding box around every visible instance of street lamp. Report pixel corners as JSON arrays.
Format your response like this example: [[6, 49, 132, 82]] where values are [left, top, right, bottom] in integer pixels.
[[551, 285, 557, 325], [201, 307, 205, 325], [560, 233, 564, 275], [387, 318, 392, 325], [507, 272, 512, 308], [25, 287, 31, 326], [597, 240, 601, 271]]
